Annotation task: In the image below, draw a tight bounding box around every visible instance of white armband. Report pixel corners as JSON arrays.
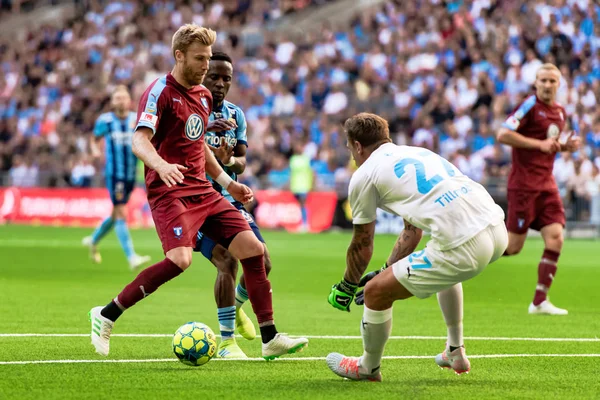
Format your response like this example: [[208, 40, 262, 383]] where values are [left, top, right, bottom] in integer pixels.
[[216, 171, 233, 188]]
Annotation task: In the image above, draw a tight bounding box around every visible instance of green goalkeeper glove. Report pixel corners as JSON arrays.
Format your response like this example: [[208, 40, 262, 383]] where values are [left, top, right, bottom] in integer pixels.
[[328, 278, 358, 312], [354, 262, 389, 306]]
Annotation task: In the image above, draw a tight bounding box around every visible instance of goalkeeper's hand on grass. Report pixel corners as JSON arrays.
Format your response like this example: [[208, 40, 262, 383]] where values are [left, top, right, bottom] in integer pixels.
[[354, 262, 389, 306], [328, 279, 358, 312]]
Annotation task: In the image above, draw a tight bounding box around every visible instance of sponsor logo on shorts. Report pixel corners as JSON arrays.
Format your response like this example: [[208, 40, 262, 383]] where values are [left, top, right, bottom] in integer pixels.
[[185, 114, 205, 141], [173, 226, 183, 239], [518, 218, 525, 229]]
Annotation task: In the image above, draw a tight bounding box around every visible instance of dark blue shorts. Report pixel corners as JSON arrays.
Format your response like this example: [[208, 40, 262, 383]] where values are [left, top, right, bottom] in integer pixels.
[[107, 177, 135, 205], [194, 202, 264, 260]]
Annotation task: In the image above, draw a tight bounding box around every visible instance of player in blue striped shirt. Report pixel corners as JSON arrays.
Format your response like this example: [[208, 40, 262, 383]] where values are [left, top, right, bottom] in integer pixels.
[[83, 86, 151, 270]]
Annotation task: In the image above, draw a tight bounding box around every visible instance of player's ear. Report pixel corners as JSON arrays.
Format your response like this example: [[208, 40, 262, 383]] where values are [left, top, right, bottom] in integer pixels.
[[354, 141, 363, 155]]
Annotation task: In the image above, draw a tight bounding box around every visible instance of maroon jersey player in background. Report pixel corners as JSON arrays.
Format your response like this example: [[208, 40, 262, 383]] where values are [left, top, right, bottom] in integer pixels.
[[497, 63, 580, 315], [89, 24, 308, 359]]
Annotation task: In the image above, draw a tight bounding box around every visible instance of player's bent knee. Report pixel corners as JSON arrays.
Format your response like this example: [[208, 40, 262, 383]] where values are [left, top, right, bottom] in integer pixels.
[[505, 239, 525, 255], [113, 205, 127, 220], [228, 231, 264, 260], [364, 279, 393, 309], [166, 249, 193, 271], [545, 235, 563, 251]]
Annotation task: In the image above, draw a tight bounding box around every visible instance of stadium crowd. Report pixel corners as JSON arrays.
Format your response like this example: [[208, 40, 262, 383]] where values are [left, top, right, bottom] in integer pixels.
[[0, 0, 599, 222]]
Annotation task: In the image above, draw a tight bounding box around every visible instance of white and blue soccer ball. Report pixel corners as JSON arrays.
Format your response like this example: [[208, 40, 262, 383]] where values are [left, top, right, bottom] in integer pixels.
[[172, 322, 217, 366]]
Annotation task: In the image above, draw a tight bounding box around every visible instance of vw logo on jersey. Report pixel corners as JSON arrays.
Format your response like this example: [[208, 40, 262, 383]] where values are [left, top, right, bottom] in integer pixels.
[[185, 114, 205, 141], [547, 123, 560, 139]]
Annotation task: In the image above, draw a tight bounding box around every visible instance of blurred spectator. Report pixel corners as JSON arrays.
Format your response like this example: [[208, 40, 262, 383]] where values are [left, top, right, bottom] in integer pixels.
[[0, 0, 597, 219], [9, 154, 38, 187], [568, 159, 590, 221], [587, 164, 600, 225], [70, 154, 95, 187]]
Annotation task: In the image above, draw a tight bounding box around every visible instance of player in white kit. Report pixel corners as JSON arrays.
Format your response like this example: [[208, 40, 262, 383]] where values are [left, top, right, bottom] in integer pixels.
[[326, 113, 508, 381]]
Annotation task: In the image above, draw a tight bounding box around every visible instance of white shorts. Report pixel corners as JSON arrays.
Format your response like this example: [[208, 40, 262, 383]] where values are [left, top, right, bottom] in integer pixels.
[[392, 223, 508, 299]]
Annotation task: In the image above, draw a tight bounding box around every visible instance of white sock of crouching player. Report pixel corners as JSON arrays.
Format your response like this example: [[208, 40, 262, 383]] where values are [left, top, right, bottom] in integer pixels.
[[437, 283, 464, 349], [359, 306, 393, 374]]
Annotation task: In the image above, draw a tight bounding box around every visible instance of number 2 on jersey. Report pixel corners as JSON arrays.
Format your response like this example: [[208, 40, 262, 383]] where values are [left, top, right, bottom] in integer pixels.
[[394, 151, 457, 194]]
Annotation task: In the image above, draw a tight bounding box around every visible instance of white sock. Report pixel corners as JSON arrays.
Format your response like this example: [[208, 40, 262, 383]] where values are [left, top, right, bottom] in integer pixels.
[[437, 283, 464, 348], [359, 306, 393, 374]]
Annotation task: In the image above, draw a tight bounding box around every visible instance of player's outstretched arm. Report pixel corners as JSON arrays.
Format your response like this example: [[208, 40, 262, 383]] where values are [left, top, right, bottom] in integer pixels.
[[328, 221, 376, 312], [132, 127, 186, 187], [497, 127, 561, 154]]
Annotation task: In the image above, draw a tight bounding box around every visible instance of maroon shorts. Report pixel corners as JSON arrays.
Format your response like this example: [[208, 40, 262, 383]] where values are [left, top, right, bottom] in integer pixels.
[[151, 191, 251, 253], [506, 189, 565, 234]]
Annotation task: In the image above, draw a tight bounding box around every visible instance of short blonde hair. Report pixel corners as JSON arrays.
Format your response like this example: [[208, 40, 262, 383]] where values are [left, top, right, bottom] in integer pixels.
[[344, 113, 391, 147], [536, 63, 561, 78], [171, 24, 217, 58]]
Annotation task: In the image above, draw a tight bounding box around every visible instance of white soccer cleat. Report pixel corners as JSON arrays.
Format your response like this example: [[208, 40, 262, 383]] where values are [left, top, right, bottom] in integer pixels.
[[528, 299, 568, 315], [82, 236, 101, 264], [262, 333, 308, 361], [435, 346, 471, 375], [89, 306, 114, 356], [129, 254, 151, 271], [326, 353, 382, 382]]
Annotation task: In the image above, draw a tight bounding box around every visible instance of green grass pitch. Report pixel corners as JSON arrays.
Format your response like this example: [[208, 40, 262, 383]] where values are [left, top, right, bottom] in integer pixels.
[[0, 225, 599, 399]]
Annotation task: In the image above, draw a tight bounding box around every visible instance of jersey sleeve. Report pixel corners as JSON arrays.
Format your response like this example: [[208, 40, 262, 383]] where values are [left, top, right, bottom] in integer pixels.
[[348, 171, 378, 225], [501, 95, 536, 133], [93, 115, 109, 137], [235, 107, 248, 146], [136, 77, 168, 135]]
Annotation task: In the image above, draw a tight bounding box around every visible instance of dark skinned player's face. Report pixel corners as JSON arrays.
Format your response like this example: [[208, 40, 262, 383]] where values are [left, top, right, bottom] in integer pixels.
[[203, 60, 233, 105]]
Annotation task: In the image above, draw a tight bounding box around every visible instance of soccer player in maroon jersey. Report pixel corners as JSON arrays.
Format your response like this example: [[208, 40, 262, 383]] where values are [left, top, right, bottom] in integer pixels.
[[497, 63, 580, 315], [89, 24, 308, 359]]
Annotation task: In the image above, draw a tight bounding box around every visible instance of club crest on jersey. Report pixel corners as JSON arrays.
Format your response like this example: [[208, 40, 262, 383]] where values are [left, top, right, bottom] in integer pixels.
[[173, 226, 183, 239], [547, 124, 560, 139], [185, 114, 205, 141], [200, 97, 209, 110]]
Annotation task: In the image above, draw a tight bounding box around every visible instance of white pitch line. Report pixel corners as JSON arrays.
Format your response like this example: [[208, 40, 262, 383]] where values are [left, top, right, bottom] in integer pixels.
[[2, 354, 600, 365], [0, 334, 599, 342]]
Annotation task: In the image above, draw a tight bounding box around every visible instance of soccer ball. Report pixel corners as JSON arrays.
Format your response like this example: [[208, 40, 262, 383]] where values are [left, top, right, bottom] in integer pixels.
[[172, 322, 217, 366]]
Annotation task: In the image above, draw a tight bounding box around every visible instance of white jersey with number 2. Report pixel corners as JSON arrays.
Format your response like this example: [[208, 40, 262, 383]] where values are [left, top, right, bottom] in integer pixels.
[[349, 143, 505, 251]]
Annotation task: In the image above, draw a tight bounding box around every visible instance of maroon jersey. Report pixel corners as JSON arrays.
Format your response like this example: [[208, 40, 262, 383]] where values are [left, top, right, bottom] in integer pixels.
[[136, 73, 213, 208], [502, 94, 567, 191]]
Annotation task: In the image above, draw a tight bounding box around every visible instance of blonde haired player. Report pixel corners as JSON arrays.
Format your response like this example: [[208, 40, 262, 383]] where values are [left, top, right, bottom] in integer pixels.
[[327, 113, 508, 380], [497, 63, 580, 315], [89, 24, 307, 360]]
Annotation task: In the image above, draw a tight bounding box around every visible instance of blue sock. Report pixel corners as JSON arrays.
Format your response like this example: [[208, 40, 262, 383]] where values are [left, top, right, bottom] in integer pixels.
[[217, 306, 236, 339], [235, 284, 249, 309], [301, 206, 308, 225], [114, 219, 135, 260], [91, 217, 114, 244]]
